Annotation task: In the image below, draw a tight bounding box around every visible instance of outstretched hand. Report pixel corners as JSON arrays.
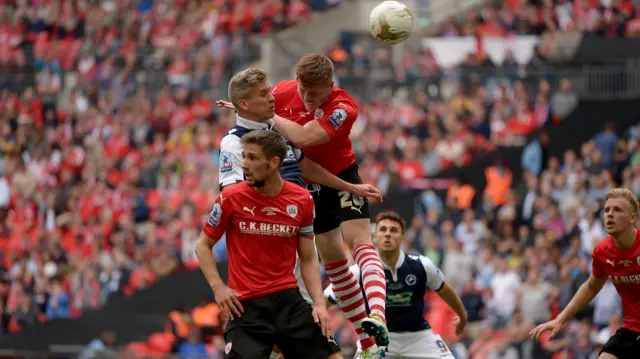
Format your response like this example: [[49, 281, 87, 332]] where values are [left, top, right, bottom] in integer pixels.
[[530, 319, 566, 340], [216, 100, 235, 111], [351, 184, 383, 203]]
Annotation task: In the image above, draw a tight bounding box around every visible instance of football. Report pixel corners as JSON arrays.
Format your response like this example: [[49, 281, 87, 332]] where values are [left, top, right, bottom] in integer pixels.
[[369, 1, 414, 45]]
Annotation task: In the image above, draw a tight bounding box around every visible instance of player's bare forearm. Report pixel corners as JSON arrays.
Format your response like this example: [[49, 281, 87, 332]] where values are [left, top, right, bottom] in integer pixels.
[[195, 232, 225, 290], [436, 282, 468, 322], [272, 115, 330, 147], [556, 274, 605, 323], [298, 236, 325, 304], [299, 158, 354, 193]]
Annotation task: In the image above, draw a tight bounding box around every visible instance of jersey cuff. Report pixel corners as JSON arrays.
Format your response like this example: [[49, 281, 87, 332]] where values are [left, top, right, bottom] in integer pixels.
[[202, 226, 221, 243], [219, 180, 242, 191], [434, 281, 445, 292]]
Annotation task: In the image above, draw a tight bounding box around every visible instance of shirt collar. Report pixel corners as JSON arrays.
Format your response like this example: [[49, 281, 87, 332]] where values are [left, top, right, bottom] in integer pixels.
[[381, 251, 406, 270], [235, 115, 273, 130]]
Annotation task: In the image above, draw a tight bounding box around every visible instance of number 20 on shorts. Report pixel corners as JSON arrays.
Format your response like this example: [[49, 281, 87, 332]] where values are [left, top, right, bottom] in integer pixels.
[[338, 191, 364, 208]]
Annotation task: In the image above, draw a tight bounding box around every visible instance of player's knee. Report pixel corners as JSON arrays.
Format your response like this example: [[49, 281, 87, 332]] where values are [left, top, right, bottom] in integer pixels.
[[340, 218, 373, 249], [316, 230, 348, 263]]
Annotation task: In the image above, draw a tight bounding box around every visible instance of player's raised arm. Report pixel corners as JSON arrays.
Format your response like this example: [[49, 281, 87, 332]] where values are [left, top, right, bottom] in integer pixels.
[[530, 247, 608, 340], [271, 114, 329, 148], [299, 157, 382, 202], [420, 255, 468, 336], [195, 193, 243, 319]]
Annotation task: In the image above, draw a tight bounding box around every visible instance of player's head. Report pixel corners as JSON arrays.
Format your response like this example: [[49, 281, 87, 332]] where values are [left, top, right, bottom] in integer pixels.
[[373, 210, 406, 253], [228, 68, 275, 121], [295, 54, 334, 111], [603, 188, 639, 236], [241, 131, 287, 188]]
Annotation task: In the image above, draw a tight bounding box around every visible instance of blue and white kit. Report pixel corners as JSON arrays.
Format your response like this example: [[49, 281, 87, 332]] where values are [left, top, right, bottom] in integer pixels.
[[325, 252, 456, 359]]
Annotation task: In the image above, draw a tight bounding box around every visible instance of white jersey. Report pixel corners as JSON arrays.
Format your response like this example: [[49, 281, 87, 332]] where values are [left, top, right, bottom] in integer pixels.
[[325, 252, 456, 359]]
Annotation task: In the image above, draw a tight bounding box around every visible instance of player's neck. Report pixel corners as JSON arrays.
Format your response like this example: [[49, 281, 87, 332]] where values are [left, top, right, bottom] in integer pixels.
[[237, 111, 269, 124], [255, 176, 284, 196], [612, 226, 638, 250], [379, 250, 400, 269]]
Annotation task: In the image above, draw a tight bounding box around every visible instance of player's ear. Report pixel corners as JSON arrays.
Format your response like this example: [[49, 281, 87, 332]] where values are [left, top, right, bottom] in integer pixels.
[[237, 99, 249, 111], [270, 155, 281, 170]]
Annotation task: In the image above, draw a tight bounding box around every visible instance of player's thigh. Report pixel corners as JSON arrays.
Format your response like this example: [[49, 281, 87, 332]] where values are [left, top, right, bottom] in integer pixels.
[[275, 290, 338, 359], [224, 327, 273, 359], [315, 228, 348, 263], [340, 217, 372, 250], [309, 185, 341, 235], [333, 164, 371, 226], [224, 295, 278, 359]]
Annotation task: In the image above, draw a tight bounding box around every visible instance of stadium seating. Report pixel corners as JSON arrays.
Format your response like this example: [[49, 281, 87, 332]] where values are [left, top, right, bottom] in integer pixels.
[[428, 0, 640, 37]]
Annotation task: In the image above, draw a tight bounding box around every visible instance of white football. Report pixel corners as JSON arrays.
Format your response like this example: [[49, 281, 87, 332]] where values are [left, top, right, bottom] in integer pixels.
[[369, 1, 414, 45]]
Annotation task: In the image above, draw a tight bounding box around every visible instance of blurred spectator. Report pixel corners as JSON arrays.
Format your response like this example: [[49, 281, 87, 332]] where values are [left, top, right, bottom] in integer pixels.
[[176, 329, 208, 356], [429, 0, 640, 37]]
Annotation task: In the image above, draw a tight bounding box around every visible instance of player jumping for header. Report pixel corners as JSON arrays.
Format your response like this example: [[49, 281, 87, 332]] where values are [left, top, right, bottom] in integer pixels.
[[530, 188, 640, 359], [218, 67, 383, 359], [196, 131, 337, 359], [325, 211, 467, 359], [218, 54, 390, 358]]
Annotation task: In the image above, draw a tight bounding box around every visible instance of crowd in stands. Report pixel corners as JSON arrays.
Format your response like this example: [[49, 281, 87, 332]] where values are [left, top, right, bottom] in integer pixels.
[[117, 121, 640, 359], [0, 1, 638, 359], [0, 0, 352, 335], [429, 0, 640, 37]]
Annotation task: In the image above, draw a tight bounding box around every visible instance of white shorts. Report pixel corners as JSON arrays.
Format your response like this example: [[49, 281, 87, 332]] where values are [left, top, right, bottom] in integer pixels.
[[356, 330, 455, 359]]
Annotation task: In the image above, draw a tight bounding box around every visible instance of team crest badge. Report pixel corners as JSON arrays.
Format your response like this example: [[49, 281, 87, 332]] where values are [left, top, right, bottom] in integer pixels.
[[405, 274, 417, 286], [208, 203, 222, 227], [286, 205, 298, 218], [314, 109, 324, 119], [225, 342, 232, 354]]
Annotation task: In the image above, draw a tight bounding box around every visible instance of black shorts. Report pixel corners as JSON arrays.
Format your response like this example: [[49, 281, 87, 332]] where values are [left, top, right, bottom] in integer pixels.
[[308, 163, 370, 234], [600, 327, 640, 359], [224, 288, 340, 359]]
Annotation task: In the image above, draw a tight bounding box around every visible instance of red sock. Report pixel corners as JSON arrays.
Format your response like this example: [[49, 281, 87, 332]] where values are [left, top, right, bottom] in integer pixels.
[[353, 244, 387, 324], [325, 259, 376, 350]]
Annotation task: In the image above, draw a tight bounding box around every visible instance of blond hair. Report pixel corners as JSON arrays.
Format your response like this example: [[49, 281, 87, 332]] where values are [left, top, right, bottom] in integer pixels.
[[295, 54, 334, 86], [604, 188, 640, 214], [228, 68, 268, 109]]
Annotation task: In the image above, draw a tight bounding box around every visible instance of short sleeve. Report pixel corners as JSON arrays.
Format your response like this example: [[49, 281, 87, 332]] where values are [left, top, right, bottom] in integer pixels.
[[299, 194, 315, 238], [317, 103, 357, 140], [592, 245, 605, 278], [218, 134, 244, 190], [419, 255, 445, 291], [202, 193, 232, 241]]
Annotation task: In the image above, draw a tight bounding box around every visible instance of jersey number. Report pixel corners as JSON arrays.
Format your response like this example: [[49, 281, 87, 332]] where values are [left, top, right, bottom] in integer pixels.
[[338, 191, 364, 208], [436, 340, 449, 353]]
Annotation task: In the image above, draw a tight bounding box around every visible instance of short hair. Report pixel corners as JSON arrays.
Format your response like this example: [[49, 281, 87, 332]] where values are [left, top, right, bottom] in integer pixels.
[[604, 188, 639, 214], [295, 54, 334, 86], [241, 131, 287, 166], [228, 68, 268, 109], [375, 210, 407, 234]]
